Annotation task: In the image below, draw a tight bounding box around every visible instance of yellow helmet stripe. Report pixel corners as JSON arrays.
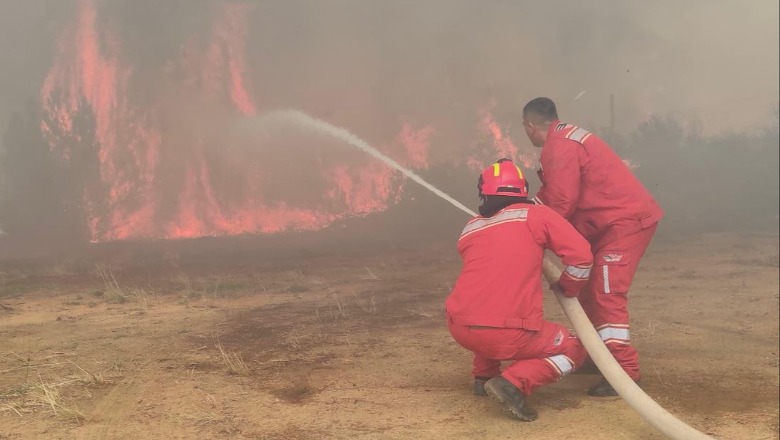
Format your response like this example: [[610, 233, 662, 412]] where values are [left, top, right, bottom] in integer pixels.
[[515, 165, 524, 179], [492, 163, 501, 176]]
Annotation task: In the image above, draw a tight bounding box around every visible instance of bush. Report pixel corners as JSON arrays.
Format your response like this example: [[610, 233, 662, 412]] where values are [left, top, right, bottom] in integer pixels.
[[618, 113, 779, 235]]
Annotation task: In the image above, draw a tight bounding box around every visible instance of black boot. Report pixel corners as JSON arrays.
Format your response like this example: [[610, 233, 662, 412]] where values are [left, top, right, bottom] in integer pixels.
[[483, 377, 538, 421], [587, 377, 641, 397], [473, 376, 490, 396]]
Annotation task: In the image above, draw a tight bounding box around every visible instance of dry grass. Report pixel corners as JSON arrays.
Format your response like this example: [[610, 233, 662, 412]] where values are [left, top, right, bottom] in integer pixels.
[[177, 273, 196, 297], [128, 286, 150, 308], [178, 273, 215, 302], [29, 376, 86, 423], [313, 288, 378, 323], [1, 401, 23, 416], [214, 338, 250, 376], [94, 264, 154, 308], [284, 326, 317, 352], [361, 266, 381, 280], [67, 361, 109, 387], [30, 381, 86, 423], [95, 264, 127, 304], [177, 412, 241, 435], [284, 268, 305, 281], [0, 383, 33, 416], [333, 295, 349, 319], [0, 353, 120, 423], [209, 275, 252, 297], [351, 291, 377, 314], [178, 411, 225, 426]]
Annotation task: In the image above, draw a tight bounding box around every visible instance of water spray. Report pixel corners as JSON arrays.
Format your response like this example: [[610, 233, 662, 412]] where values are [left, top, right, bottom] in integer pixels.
[[244, 110, 475, 216], [239, 109, 715, 440]]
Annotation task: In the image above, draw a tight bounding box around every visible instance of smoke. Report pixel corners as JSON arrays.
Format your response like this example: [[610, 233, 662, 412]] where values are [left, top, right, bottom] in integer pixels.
[[1, 1, 776, 136], [240, 109, 476, 216], [0, 0, 777, 248]]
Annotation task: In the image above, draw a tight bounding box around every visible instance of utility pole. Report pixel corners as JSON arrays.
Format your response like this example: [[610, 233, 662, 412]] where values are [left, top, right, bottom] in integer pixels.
[[609, 94, 615, 136]]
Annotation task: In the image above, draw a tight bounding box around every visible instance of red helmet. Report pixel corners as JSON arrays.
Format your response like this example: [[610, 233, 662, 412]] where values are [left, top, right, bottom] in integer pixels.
[[478, 158, 529, 199]]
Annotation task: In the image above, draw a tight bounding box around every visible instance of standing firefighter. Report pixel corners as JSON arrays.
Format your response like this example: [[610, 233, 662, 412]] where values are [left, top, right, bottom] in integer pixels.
[[445, 159, 593, 421], [521, 97, 664, 396]]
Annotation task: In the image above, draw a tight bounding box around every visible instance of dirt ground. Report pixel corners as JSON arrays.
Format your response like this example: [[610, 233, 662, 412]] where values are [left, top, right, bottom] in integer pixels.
[[0, 232, 777, 440]]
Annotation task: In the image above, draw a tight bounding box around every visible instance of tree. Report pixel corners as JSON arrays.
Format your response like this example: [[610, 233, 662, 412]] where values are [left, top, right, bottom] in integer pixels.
[[0, 101, 89, 250]]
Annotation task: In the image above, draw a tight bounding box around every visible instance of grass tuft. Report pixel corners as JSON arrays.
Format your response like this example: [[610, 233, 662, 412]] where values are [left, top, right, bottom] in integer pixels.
[[214, 338, 250, 376]]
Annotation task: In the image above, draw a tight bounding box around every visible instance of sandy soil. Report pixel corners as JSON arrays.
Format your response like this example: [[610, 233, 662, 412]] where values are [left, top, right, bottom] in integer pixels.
[[0, 232, 777, 440]]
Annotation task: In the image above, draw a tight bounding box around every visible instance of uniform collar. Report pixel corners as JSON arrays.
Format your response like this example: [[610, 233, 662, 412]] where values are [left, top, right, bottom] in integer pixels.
[[545, 119, 563, 140]]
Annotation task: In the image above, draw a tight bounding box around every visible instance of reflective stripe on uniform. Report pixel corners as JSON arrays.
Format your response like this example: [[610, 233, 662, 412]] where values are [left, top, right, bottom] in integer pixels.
[[566, 127, 592, 143], [597, 326, 630, 343], [531, 196, 544, 205], [602, 265, 610, 294], [564, 265, 592, 280], [460, 208, 528, 239], [544, 354, 575, 376]]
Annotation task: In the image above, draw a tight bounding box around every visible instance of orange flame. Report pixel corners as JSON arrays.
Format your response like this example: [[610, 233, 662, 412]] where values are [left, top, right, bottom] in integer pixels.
[[41, 0, 159, 241], [464, 106, 538, 172], [39, 0, 435, 242], [477, 107, 538, 170], [41, 2, 552, 243], [398, 122, 434, 169]]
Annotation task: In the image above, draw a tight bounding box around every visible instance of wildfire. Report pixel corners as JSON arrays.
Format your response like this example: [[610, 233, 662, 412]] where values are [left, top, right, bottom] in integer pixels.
[[477, 107, 538, 170], [38, 0, 519, 243]]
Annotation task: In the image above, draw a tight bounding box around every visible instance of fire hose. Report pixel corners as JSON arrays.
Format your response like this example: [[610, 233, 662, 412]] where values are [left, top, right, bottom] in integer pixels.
[[541, 257, 714, 439], [244, 110, 716, 439]]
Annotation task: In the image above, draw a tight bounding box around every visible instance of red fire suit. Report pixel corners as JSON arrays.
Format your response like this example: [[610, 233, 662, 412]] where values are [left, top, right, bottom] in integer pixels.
[[532, 121, 664, 380], [445, 203, 593, 396]]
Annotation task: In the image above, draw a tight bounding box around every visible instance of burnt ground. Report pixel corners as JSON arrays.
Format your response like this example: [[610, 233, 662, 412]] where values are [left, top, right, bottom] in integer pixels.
[[0, 232, 777, 439]]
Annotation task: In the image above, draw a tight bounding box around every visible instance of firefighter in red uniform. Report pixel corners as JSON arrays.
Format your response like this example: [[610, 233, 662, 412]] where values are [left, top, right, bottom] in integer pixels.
[[521, 97, 664, 397], [445, 159, 593, 421]]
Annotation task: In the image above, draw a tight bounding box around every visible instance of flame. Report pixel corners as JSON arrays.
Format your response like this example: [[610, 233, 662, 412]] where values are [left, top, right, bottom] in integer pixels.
[[41, 0, 159, 240], [397, 122, 434, 169], [473, 107, 538, 171], [188, 2, 256, 115], [479, 108, 517, 160], [39, 0, 438, 242], [38, 1, 530, 243]]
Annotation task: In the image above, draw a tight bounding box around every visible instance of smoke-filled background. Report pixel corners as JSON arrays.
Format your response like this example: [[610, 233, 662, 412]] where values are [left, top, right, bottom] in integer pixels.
[[0, 0, 777, 257]]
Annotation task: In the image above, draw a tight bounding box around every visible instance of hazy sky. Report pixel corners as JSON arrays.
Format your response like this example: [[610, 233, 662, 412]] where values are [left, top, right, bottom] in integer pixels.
[[0, 0, 777, 140]]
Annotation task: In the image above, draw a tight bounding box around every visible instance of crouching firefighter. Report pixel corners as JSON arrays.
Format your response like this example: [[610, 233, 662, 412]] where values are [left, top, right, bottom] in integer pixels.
[[445, 159, 593, 421]]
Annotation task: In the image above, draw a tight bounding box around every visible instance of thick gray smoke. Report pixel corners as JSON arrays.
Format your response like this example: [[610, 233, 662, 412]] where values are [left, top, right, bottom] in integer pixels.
[[0, 0, 777, 253], [0, 1, 777, 137]]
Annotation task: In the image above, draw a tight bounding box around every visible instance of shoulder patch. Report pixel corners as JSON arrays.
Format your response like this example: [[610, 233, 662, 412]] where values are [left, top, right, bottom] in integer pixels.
[[459, 208, 529, 239], [565, 126, 592, 143], [555, 122, 568, 131]]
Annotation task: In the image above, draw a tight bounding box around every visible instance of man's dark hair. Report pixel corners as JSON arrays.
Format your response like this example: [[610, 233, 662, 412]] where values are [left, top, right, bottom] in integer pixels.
[[478, 195, 532, 218], [523, 97, 559, 121]]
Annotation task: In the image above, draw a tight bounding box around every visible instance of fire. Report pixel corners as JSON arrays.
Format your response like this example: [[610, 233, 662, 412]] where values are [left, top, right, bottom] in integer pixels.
[[38, 1, 517, 243], [397, 122, 435, 170], [41, 0, 159, 241], [476, 107, 538, 170]]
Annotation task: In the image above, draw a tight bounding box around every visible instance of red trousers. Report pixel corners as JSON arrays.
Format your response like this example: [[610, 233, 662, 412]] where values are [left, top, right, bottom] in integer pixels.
[[579, 224, 657, 381], [447, 317, 587, 396]]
